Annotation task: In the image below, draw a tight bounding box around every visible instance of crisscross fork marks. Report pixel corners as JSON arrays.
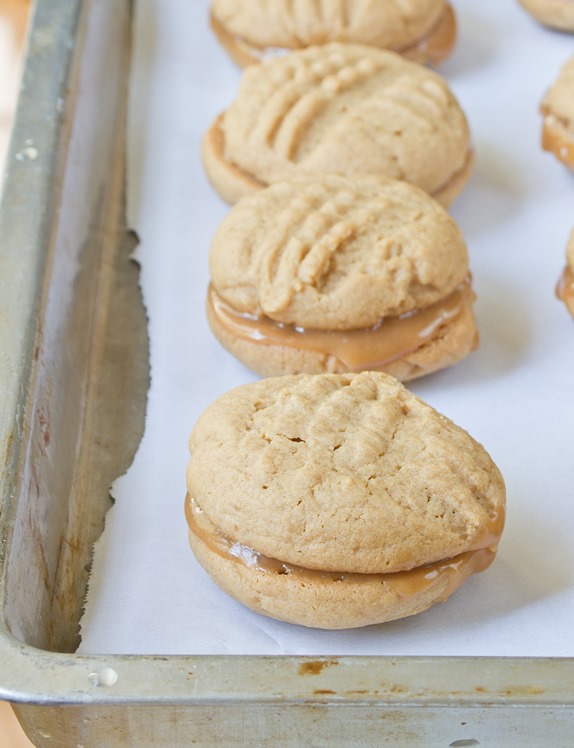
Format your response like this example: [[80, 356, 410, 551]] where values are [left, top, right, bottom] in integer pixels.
[[250, 52, 344, 148], [371, 77, 449, 127], [251, 49, 383, 160], [333, 0, 349, 29], [252, 180, 329, 307], [286, 0, 349, 33], [276, 57, 385, 160], [257, 186, 390, 313], [312, 0, 351, 29], [389, 0, 420, 16]]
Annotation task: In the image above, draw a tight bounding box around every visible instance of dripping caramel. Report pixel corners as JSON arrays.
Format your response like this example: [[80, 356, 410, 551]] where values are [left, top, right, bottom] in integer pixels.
[[208, 279, 474, 371], [556, 264, 574, 316], [185, 495, 502, 602]]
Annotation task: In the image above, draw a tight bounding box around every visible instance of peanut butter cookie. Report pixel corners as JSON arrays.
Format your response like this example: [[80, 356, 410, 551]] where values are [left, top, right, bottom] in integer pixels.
[[210, 0, 456, 67], [186, 372, 506, 629], [207, 174, 478, 380], [202, 43, 473, 205]]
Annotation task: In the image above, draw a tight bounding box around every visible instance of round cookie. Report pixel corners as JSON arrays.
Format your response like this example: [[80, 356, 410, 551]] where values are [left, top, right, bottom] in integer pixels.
[[207, 174, 478, 380], [210, 0, 457, 68], [186, 372, 506, 629], [201, 43, 473, 206], [556, 228, 574, 316], [541, 55, 574, 170], [518, 0, 574, 30]]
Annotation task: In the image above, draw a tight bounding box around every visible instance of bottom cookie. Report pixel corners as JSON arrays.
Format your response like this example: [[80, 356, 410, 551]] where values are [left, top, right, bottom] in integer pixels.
[[207, 283, 479, 381]]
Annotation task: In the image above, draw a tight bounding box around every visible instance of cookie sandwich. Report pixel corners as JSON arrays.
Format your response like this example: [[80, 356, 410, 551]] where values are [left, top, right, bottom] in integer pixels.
[[556, 228, 574, 316], [202, 43, 473, 206], [518, 0, 574, 30], [186, 372, 506, 629], [207, 174, 478, 381], [541, 55, 574, 170], [210, 0, 457, 68]]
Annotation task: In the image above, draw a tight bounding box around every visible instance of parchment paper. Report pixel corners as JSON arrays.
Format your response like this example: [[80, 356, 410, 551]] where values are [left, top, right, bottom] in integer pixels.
[[79, 0, 574, 656]]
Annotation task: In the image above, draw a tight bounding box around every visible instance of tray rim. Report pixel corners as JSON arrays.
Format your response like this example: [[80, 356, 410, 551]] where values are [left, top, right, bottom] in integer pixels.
[[2, 627, 574, 706], [0, 0, 573, 712]]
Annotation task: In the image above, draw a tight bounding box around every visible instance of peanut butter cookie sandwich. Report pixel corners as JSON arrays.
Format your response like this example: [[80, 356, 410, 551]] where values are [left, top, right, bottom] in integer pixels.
[[207, 174, 478, 380], [186, 372, 506, 629], [518, 0, 574, 31], [202, 43, 473, 206], [541, 55, 574, 170], [210, 0, 456, 68], [556, 228, 574, 316]]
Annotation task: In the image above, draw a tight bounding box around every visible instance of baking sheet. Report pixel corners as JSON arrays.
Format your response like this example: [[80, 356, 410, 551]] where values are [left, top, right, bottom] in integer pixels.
[[79, 0, 574, 656]]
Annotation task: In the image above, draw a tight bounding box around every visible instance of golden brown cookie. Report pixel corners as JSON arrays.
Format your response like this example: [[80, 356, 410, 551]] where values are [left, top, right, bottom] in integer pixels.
[[556, 228, 574, 316], [186, 372, 506, 629], [201, 43, 473, 206], [518, 0, 574, 30], [210, 0, 457, 68], [207, 174, 478, 380], [541, 55, 574, 170]]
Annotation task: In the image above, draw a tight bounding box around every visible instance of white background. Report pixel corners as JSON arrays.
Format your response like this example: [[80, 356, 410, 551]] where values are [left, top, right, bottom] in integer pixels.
[[79, 0, 574, 656]]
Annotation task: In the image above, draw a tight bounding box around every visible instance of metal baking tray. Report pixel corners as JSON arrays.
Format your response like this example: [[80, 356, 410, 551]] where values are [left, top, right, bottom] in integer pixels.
[[0, 0, 573, 745]]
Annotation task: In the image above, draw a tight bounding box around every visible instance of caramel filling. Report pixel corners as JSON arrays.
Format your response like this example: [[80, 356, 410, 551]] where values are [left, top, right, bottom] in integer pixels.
[[542, 112, 574, 168], [429, 147, 474, 205], [185, 495, 503, 602], [210, 3, 456, 66], [556, 264, 574, 315], [398, 2, 456, 65], [208, 280, 474, 371]]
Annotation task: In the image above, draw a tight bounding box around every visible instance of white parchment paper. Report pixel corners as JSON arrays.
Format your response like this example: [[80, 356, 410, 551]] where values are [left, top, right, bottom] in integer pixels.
[[79, 0, 574, 656]]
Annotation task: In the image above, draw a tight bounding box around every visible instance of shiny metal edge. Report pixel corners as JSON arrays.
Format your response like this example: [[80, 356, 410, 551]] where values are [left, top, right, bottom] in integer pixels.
[[2, 628, 574, 708], [0, 0, 84, 633], [0, 0, 572, 729], [0, 0, 81, 528]]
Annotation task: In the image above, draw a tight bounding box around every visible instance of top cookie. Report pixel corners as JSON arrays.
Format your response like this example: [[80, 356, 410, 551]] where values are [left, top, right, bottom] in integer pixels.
[[187, 371, 506, 575], [211, 0, 456, 67], [518, 0, 574, 30], [209, 175, 469, 330], [202, 43, 473, 206]]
